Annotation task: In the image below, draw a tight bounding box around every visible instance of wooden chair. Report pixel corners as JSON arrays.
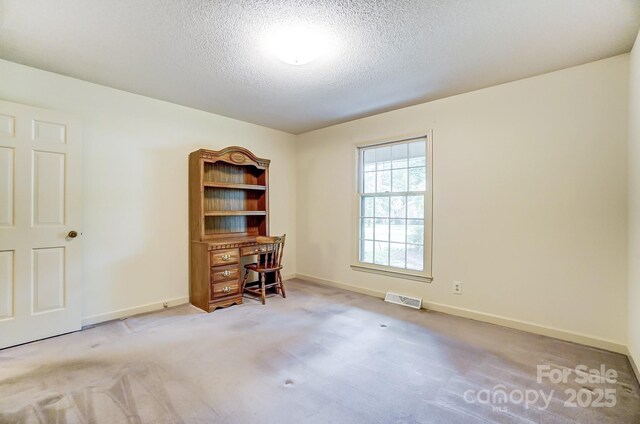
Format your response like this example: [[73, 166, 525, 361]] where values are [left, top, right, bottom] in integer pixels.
[[241, 235, 286, 305]]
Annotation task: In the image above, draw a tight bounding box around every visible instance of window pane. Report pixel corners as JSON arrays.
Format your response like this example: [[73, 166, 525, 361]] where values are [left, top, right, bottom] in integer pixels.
[[359, 139, 429, 273], [407, 196, 424, 219], [377, 170, 391, 192], [406, 244, 424, 271], [361, 240, 374, 263], [374, 241, 389, 265], [408, 140, 426, 167], [375, 218, 389, 241], [408, 167, 426, 191], [376, 146, 392, 170], [361, 196, 374, 217], [392, 144, 408, 169], [390, 219, 405, 243], [375, 197, 389, 217], [361, 218, 374, 240], [390, 243, 406, 268], [363, 149, 376, 172], [390, 196, 406, 218], [392, 169, 408, 192], [407, 219, 424, 245], [364, 172, 376, 193]]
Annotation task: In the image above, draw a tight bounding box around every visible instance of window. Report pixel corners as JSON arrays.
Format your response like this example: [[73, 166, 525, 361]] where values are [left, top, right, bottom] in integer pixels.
[[353, 135, 432, 281]]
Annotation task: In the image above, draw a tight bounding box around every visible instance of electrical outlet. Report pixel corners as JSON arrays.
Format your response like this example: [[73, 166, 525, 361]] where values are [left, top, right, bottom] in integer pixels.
[[452, 281, 462, 295]]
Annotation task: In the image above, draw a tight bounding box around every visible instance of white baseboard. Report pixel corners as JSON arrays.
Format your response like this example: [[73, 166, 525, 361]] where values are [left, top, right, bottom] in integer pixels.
[[296, 273, 385, 298], [628, 347, 640, 385], [295, 273, 628, 355], [82, 275, 296, 327], [82, 296, 189, 327], [422, 301, 627, 355]]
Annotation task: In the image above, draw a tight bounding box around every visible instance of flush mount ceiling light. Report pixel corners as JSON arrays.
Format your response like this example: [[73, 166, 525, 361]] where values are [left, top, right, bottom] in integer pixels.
[[264, 24, 336, 66]]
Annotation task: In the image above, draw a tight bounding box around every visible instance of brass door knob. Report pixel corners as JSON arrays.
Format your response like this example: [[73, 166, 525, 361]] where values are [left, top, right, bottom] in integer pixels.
[[68, 231, 78, 239]]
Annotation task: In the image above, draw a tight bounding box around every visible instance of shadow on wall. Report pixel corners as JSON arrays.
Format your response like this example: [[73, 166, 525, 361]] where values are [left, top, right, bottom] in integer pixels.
[[91, 145, 195, 315], [295, 166, 337, 281]]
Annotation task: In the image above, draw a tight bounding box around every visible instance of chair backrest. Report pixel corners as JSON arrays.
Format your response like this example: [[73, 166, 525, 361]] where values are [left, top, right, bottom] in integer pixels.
[[255, 234, 286, 268]]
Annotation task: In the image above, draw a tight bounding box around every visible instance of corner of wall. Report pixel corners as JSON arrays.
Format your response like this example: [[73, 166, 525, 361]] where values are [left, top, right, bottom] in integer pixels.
[[628, 29, 640, 376]]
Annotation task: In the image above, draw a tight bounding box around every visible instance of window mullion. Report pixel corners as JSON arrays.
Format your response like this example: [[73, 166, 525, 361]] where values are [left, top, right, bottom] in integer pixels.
[[388, 196, 391, 266], [373, 192, 377, 265], [374, 164, 378, 193], [404, 194, 408, 269], [389, 163, 393, 267]]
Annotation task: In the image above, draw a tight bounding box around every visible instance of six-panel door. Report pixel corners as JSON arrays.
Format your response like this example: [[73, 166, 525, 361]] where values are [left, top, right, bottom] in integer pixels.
[[0, 100, 83, 349]]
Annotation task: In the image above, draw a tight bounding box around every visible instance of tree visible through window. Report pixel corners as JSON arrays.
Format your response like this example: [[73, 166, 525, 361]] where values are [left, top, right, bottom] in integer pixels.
[[358, 138, 428, 272]]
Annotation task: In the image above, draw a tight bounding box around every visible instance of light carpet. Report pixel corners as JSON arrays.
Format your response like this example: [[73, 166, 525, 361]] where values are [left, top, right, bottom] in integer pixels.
[[1, 279, 639, 423]]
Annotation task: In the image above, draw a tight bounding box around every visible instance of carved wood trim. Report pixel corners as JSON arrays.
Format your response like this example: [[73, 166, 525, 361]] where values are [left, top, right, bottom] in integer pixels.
[[197, 146, 270, 169], [207, 241, 260, 250]]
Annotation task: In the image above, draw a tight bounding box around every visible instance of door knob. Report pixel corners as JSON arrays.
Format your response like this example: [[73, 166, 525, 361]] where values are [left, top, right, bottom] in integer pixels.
[[68, 230, 78, 239]]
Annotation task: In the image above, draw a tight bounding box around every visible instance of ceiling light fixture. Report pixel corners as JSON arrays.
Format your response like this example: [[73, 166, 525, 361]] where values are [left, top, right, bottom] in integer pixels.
[[265, 24, 335, 66]]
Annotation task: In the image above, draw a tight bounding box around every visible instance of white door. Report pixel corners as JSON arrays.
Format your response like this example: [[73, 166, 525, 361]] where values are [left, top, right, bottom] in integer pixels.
[[0, 100, 83, 349]]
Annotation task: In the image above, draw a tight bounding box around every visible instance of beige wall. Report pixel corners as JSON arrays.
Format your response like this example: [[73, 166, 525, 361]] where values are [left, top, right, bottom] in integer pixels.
[[0, 59, 297, 323], [296, 55, 629, 349], [629, 32, 640, 369], [0, 54, 633, 352]]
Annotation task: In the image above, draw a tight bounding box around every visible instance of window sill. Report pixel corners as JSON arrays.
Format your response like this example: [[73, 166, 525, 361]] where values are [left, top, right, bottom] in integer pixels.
[[350, 263, 433, 283]]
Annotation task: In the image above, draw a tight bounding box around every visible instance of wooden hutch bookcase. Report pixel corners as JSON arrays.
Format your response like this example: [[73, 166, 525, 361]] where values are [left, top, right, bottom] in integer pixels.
[[189, 146, 271, 312]]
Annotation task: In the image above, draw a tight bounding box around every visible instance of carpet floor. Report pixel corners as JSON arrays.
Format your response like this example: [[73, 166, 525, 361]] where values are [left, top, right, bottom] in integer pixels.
[[0, 279, 639, 423]]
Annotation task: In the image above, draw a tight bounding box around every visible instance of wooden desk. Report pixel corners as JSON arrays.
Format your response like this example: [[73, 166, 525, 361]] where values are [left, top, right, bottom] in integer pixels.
[[190, 237, 275, 312]]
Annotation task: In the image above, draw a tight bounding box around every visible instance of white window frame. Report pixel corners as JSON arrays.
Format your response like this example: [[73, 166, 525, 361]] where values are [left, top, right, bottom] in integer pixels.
[[351, 132, 433, 282]]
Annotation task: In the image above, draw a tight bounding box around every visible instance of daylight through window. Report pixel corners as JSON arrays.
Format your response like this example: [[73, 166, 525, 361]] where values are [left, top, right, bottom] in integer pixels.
[[357, 137, 430, 273]]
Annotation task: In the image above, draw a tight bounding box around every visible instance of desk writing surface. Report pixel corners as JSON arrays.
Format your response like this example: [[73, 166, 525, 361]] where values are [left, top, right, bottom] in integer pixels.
[[204, 235, 272, 255]]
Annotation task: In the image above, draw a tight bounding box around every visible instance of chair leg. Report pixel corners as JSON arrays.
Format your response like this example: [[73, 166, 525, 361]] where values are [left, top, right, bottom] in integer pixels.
[[260, 272, 266, 305], [278, 270, 286, 299], [241, 268, 249, 293]]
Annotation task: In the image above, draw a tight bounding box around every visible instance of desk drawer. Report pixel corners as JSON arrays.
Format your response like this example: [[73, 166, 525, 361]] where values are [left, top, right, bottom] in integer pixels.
[[211, 281, 240, 299], [211, 265, 239, 282], [241, 245, 274, 256], [210, 249, 239, 266]]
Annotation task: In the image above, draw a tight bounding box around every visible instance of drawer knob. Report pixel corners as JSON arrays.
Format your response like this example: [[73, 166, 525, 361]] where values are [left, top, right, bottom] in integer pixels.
[[222, 286, 231, 293], [222, 270, 231, 277], [221, 254, 231, 261]]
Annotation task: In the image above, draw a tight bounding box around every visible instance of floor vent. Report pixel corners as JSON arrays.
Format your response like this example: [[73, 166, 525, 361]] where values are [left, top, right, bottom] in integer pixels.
[[384, 292, 422, 309]]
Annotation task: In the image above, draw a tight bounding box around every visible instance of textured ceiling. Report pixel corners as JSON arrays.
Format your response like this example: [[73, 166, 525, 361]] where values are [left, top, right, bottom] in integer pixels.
[[1, 0, 639, 134]]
